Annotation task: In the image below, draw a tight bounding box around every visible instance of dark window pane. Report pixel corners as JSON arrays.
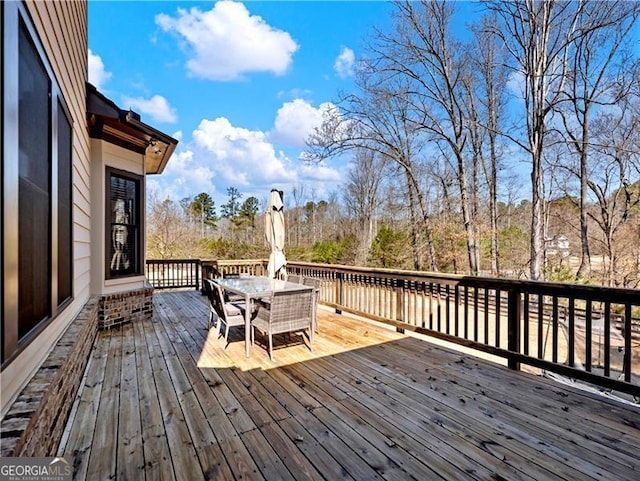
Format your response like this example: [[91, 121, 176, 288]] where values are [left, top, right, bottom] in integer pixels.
[[109, 173, 140, 277], [57, 102, 72, 305], [18, 21, 52, 337]]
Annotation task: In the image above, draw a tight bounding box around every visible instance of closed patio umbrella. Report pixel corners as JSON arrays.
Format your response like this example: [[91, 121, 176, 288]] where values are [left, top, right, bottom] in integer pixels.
[[266, 189, 287, 279]]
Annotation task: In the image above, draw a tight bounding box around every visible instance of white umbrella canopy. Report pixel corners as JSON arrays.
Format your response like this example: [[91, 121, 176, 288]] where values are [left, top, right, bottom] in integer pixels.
[[266, 189, 287, 279]]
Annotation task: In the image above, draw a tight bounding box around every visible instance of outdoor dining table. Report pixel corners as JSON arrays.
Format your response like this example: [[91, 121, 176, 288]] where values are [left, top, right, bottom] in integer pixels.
[[214, 276, 314, 357]]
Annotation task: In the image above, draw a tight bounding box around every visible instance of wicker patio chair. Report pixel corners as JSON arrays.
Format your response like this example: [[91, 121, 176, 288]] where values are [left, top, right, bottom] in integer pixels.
[[204, 278, 220, 331], [303, 277, 322, 333], [252, 288, 314, 360], [204, 279, 247, 347], [287, 274, 302, 284]]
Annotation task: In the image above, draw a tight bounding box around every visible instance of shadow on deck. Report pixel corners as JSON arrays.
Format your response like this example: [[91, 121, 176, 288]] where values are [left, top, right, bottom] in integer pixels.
[[60, 290, 640, 481]]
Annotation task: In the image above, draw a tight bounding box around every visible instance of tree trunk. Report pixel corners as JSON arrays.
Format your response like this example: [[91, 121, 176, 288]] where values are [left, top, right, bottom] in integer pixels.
[[489, 131, 499, 275], [530, 142, 545, 280], [576, 120, 591, 278], [456, 151, 479, 275], [406, 178, 422, 271]]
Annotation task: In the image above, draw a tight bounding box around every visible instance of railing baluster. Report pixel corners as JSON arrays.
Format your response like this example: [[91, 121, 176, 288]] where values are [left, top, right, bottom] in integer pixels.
[[568, 298, 575, 367], [604, 301, 611, 377], [396, 278, 404, 323], [372, 277, 377, 318], [495, 289, 501, 348], [484, 288, 489, 344], [454, 285, 459, 337], [552, 296, 559, 364], [366, 276, 370, 316], [508, 288, 521, 370], [437, 284, 442, 332], [585, 299, 592, 372], [446, 284, 451, 335], [537, 295, 544, 359], [464, 285, 469, 340], [429, 283, 434, 330], [379, 278, 385, 318], [336, 271, 343, 313], [411, 281, 420, 326], [523, 293, 530, 356], [624, 303, 632, 383], [473, 286, 479, 342]]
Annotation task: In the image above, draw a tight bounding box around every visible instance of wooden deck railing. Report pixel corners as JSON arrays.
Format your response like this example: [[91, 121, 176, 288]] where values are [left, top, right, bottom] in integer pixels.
[[145, 259, 201, 290], [148, 258, 640, 398], [200, 258, 268, 282]]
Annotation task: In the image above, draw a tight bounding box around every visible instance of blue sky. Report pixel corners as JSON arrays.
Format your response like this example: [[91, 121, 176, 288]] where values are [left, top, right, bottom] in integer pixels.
[[88, 0, 399, 209]]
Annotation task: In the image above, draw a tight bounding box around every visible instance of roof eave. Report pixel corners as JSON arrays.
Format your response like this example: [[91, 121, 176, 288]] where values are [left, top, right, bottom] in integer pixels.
[[86, 83, 178, 174]]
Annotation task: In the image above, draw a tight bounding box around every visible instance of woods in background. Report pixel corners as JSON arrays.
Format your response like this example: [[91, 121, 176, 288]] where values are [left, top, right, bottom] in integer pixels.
[[148, 1, 640, 289]]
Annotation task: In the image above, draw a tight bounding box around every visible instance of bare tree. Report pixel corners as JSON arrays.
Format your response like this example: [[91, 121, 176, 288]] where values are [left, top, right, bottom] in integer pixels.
[[343, 149, 390, 265], [376, 0, 479, 273], [306, 65, 438, 270], [463, 76, 484, 272], [470, 14, 510, 275], [308, 189, 318, 245], [147, 194, 196, 259], [587, 105, 640, 286], [556, 0, 640, 279], [487, 0, 584, 279], [290, 184, 306, 247]]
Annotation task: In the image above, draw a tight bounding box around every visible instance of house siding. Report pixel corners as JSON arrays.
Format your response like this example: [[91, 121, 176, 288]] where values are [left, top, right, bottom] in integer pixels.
[[26, 1, 91, 301], [1, 1, 91, 417], [90, 140, 148, 296]]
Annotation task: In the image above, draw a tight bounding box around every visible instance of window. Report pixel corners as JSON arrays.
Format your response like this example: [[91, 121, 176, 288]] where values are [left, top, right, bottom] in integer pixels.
[[106, 169, 143, 279], [18, 16, 52, 337], [57, 100, 73, 306], [2, 3, 73, 363]]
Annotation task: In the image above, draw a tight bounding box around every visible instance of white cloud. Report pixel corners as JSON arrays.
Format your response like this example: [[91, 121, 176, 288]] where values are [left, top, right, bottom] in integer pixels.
[[156, 1, 298, 81], [121, 95, 178, 124], [271, 99, 336, 148], [334, 46, 355, 79], [153, 114, 343, 207], [277, 88, 313, 100], [192, 117, 295, 185], [88, 49, 111, 90], [299, 162, 341, 182], [149, 150, 217, 202]]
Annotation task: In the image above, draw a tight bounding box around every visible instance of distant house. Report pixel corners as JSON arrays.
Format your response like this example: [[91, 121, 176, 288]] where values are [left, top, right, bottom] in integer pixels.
[[546, 234, 570, 257], [1, 1, 177, 455]]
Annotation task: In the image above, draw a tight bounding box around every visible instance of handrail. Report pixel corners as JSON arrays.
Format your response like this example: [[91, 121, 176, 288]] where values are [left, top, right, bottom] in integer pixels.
[[148, 258, 640, 398]]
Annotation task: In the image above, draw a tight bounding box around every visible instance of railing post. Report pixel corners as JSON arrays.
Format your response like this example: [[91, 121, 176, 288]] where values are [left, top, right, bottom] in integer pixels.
[[508, 288, 521, 371], [200, 262, 207, 294], [195, 260, 201, 292]]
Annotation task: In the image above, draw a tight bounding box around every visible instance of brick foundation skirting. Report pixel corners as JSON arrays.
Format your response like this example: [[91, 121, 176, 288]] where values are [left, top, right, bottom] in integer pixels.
[[98, 284, 154, 329], [0, 298, 99, 457]]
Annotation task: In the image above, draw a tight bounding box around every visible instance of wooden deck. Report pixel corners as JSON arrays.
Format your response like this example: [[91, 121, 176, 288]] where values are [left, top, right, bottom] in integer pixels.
[[59, 290, 640, 481]]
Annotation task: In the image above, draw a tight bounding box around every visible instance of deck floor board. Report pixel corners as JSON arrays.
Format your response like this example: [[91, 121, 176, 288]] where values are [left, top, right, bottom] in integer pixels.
[[61, 290, 640, 480]]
